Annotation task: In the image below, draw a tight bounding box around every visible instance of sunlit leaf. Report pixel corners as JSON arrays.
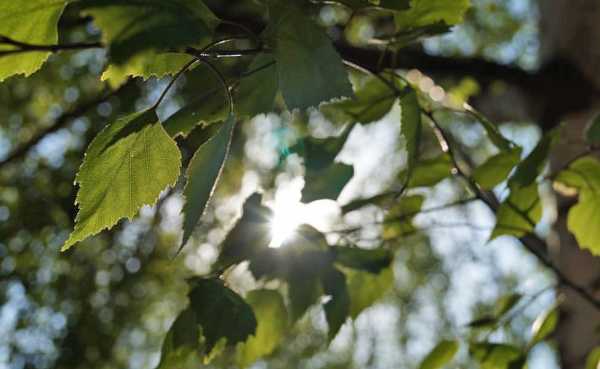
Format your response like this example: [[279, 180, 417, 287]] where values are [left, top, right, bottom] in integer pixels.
[[62, 110, 181, 250], [344, 267, 393, 318], [321, 267, 350, 340], [236, 53, 279, 118], [400, 89, 422, 184], [82, 0, 219, 64], [418, 339, 459, 369], [332, 246, 392, 274], [491, 183, 541, 239], [269, 1, 353, 109], [555, 156, 600, 255], [235, 289, 288, 368], [494, 293, 522, 317], [470, 342, 524, 369], [0, 0, 67, 81], [398, 153, 452, 188], [188, 278, 257, 356], [473, 147, 522, 190], [530, 304, 559, 346], [394, 0, 471, 31], [180, 115, 236, 248], [585, 347, 600, 369], [101, 52, 193, 88]]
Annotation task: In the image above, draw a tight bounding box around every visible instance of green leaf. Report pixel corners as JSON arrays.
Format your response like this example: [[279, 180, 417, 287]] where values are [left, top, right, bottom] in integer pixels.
[[394, 0, 471, 31], [157, 308, 200, 369], [473, 147, 522, 190], [321, 75, 399, 125], [398, 153, 452, 188], [0, 0, 67, 81], [470, 342, 523, 369], [321, 267, 350, 340], [341, 192, 397, 214], [303, 162, 354, 202], [294, 125, 356, 202], [101, 52, 193, 88], [469, 109, 513, 151], [418, 339, 459, 369], [344, 267, 393, 318], [383, 194, 424, 239], [269, 1, 353, 109], [530, 304, 559, 346], [494, 293, 522, 317], [215, 193, 273, 270], [400, 89, 422, 184], [508, 128, 560, 190], [180, 114, 236, 248], [82, 0, 219, 64], [332, 246, 392, 274], [163, 90, 227, 138], [491, 183, 541, 239], [236, 54, 279, 118], [585, 113, 600, 145], [235, 290, 288, 368], [555, 156, 600, 255], [62, 110, 181, 250], [188, 278, 257, 356], [585, 347, 600, 369]]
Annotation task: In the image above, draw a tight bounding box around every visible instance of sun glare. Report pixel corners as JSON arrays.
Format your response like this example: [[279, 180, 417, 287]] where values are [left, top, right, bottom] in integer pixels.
[[268, 180, 341, 248]]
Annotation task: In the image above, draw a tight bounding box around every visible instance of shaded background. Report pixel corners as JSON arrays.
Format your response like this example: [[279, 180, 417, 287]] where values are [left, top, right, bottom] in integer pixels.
[[1, 1, 599, 369]]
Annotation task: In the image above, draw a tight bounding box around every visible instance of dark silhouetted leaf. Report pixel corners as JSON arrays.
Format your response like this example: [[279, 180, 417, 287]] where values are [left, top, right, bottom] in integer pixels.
[[332, 247, 392, 274], [321, 267, 350, 340], [157, 308, 200, 369], [269, 1, 353, 109], [215, 193, 273, 270], [164, 89, 227, 138], [341, 192, 397, 214], [236, 54, 278, 118], [400, 89, 422, 184], [188, 278, 257, 355], [508, 128, 559, 190]]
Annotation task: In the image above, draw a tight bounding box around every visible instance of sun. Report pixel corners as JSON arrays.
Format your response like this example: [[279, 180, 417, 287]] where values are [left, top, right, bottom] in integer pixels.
[[267, 180, 341, 248]]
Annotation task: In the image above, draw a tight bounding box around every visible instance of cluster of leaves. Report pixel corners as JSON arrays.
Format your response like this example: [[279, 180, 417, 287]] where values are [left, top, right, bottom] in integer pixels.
[[2, 0, 600, 368]]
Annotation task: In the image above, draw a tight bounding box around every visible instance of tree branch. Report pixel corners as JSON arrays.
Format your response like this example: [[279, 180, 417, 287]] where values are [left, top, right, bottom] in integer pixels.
[[0, 35, 102, 57]]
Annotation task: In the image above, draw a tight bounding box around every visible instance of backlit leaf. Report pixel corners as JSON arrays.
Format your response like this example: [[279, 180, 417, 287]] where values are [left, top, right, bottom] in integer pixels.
[[491, 183, 541, 239], [0, 0, 67, 81], [585, 347, 600, 369], [180, 114, 236, 248], [332, 246, 392, 274], [163, 90, 227, 138], [555, 156, 600, 255], [400, 89, 422, 184], [269, 1, 353, 109], [470, 342, 524, 369], [398, 153, 452, 188], [383, 194, 424, 239], [82, 0, 218, 64], [62, 110, 181, 250], [236, 54, 279, 118], [344, 267, 393, 318], [235, 290, 288, 368], [394, 0, 471, 31], [418, 339, 459, 369], [473, 147, 522, 190], [101, 52, 193, 88], [530, 304, 559, 346]]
